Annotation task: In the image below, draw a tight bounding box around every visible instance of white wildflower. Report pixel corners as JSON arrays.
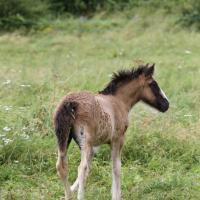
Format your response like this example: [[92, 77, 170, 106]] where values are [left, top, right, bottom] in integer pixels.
[[0, 134, 6, 138], [184, 114, 192, 117], [119, 49, 125, 56], [22, 126, 27, 131], [3, 126, 11, 132], [185, 50, 191, 54], [4, 105, 12, 111], [2, 138, 13, 145], [19, 107, 26, 111], [20, 84, 31, 87], [177, 65, 182, 69], [21, 133, 30, 140], [2, 80, 11, 85]]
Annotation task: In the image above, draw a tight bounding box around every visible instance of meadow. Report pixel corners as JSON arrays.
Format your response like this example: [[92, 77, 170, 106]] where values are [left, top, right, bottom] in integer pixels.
[[0, 10, 200, 199]]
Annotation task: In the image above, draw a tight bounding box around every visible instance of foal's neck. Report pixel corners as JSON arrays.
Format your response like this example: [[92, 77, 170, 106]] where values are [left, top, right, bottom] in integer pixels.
[[114, 80, 142, 111]]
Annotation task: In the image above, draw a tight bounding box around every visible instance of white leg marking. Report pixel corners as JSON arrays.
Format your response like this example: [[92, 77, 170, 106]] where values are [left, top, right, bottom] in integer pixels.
[[77, 146, 93, 200], [70, 178, 79, 192], [111, 145, 122, 200]]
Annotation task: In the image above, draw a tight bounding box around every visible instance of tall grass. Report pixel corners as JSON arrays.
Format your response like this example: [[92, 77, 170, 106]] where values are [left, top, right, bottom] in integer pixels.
[[0, 10, 200, 199]]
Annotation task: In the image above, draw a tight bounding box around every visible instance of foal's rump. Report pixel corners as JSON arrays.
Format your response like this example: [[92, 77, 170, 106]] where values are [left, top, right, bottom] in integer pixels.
[[53, 91, 97, 150]]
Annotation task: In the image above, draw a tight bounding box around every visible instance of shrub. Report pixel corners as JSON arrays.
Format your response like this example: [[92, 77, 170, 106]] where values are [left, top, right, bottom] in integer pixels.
[[0, 0, 200, 30], [179, 0, 200, 29], [0, 0, 50, 30], [49, 0, 102, 15], [48, 0, 144, 15]]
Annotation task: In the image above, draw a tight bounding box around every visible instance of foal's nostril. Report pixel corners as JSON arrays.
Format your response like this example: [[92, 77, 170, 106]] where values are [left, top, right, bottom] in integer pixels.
[[161, 100, 169, 112], [165, 102, 169, 111]]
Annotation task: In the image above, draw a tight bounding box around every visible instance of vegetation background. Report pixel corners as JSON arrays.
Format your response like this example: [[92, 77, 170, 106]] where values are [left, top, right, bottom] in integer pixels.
[[0, 0, 200, 199]]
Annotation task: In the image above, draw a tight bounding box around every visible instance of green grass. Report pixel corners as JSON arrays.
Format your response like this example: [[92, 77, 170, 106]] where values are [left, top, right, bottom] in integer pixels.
[[0, 10, 200, 199]]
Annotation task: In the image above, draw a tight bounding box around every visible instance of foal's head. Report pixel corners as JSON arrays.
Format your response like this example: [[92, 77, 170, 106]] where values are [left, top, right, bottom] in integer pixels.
[[139, 64, 169, 112], [99, 63, 169, 112]]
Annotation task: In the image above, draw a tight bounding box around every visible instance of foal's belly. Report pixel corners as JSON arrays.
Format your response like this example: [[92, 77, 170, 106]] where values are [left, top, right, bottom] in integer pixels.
[[93, 126, 112, 146], [92, 112, 113, 146]]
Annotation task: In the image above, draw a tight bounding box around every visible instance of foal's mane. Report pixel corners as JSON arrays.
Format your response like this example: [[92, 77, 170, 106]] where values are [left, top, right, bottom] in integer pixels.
[[99, 64, 148, 95]]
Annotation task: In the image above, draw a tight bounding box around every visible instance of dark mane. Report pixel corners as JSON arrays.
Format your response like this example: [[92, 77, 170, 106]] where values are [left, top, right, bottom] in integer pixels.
[[99, 65, 148, 95]]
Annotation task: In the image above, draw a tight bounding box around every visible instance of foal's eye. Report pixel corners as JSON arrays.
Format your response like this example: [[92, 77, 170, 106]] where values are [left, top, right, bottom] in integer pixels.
[[146, 77, 153, 84], [149, 81, 157, 88]]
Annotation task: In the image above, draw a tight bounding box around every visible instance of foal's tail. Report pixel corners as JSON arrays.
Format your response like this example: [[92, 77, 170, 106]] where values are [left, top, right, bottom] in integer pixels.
[[54, 100, 78, 199], [54, 100, 78, 151]]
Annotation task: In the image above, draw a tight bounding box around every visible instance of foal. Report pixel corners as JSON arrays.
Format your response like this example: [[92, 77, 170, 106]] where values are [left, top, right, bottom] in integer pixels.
[[54, 64, 169, 200]]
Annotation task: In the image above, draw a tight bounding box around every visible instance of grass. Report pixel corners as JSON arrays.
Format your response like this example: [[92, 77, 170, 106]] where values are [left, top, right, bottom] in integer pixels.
[[0, 10, 200, 199]]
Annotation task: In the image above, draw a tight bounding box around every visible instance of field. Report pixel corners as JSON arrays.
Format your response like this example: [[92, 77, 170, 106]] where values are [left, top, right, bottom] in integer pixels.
[[0, 10, 200, 200]]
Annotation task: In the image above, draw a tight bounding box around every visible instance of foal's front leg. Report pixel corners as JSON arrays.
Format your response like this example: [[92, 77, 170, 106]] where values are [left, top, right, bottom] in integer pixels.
[[111, 142, 123, 200]]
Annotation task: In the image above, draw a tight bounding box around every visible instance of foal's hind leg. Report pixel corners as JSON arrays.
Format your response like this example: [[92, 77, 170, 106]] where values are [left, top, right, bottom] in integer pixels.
[[71, 146, 96, 193], [70, 177, 79, 192], [56, 148, 72, 200], [77, 145, 93, 200]]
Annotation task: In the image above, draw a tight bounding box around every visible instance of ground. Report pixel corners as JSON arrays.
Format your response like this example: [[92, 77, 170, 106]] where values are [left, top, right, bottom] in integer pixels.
[[0, 10, 200, 200]]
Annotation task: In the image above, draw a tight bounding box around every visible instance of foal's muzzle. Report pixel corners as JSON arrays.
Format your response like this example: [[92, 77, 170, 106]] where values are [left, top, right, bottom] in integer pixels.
[[158, 98, 169, 112]]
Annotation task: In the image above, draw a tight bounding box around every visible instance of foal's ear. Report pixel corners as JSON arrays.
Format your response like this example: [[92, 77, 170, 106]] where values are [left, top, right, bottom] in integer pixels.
[[144, 63, 155, 77]]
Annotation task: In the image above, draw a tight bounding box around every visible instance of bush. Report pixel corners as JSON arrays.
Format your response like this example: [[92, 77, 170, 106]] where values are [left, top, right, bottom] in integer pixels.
[[0, 0, 50, 30], [49, 0, 133, 15], [0, 0, 200, 30], [49, 0, 103, 15], [180, 0, 200, 29]]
